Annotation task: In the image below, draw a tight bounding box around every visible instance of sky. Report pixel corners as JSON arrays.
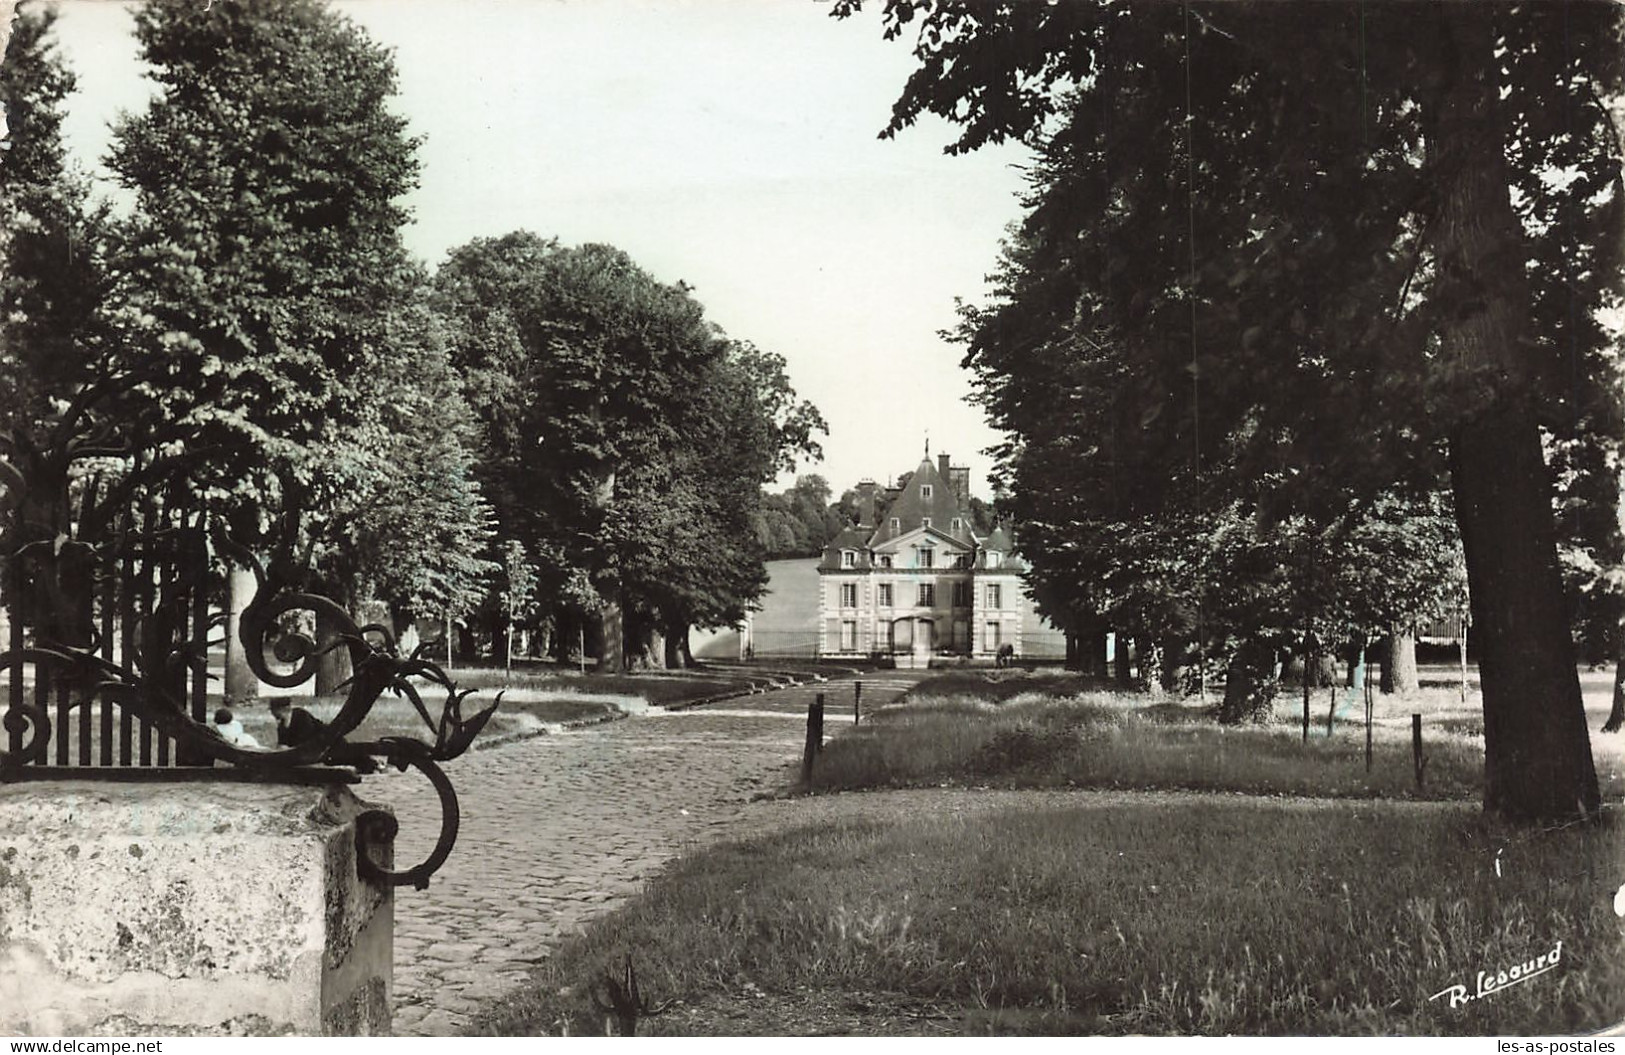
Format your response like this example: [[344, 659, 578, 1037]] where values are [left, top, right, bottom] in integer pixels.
[[28, 0, 1034, 499]]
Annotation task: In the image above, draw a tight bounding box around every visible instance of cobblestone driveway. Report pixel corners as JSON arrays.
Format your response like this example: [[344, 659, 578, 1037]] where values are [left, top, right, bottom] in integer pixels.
[[379, 673, 924, 1036]]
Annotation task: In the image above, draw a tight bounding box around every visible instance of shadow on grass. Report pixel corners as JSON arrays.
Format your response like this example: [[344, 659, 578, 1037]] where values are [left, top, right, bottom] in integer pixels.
[[473, 799, 1625, 1036]]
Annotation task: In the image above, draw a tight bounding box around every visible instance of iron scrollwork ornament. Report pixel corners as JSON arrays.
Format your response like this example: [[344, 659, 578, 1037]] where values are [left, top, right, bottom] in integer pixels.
[[214, 528, 501, 890], [0, 511, 500, 892]]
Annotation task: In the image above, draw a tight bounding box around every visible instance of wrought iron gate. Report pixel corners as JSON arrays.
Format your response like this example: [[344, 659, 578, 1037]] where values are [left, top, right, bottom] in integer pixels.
[[0, 434, 498, 890]]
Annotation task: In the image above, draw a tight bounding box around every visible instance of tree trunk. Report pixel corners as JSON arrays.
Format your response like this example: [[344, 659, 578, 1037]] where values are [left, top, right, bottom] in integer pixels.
[[662, 619, 694, 669], [597, 597, 624, 674], [1081, 623, 1109, 677], [314, 602, 353, 698], [1343, 635, 1365, 688], [1218, 638, 1279, 725], [1379, 628, 1418, 696], [1431, 8, 1599, 821], [1160, 636, 1189, 695], [1113, 631, 1132, 686], [1133, 635, 1163, 694], [224, 564, 258, 706], [1603, 623, 1625, 734]]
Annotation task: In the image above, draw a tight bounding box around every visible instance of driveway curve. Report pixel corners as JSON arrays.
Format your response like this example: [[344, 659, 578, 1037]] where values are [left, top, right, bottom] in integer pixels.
[[378, 673, 925, 1036]]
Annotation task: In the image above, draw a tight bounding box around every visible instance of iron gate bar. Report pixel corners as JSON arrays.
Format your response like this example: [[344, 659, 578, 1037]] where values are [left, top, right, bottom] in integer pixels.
[[0, 489, 500, 889]]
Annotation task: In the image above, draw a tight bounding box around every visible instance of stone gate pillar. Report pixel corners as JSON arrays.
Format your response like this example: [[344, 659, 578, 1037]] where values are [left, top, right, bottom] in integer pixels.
[[0, 781, 394, 1036]]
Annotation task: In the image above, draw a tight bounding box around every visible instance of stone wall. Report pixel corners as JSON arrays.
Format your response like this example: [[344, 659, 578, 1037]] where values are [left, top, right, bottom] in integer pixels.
[[0, 781, 393, 1036]]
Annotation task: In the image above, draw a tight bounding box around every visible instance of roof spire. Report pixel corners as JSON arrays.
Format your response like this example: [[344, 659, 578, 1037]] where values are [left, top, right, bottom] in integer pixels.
[[924, 431, 930, 460]]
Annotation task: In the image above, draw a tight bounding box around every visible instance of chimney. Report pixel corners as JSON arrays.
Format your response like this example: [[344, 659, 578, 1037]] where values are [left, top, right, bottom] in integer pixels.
[[855, 479, 878, 528], [950, 466, 971, 503], [937, 452, 951, 482]]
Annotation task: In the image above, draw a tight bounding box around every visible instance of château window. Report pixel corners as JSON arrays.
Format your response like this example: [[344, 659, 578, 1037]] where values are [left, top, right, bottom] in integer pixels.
[[878, 583, 893, 607], [918, 548, 934, 569], [841, 621, 858, 651], [952, 582, 970, 607], [841, 550, 856, 568], [879, 554, 893, 568], [986, 584, 1002, 609], [921, 517, 931, 529], [986, 551, 1001, 568], [840, 583, 858, 608], [889, 517, 901, 532], [918, 583, 936, 606], [986, 622, 1002, 649], [922, 485, 933, 500]]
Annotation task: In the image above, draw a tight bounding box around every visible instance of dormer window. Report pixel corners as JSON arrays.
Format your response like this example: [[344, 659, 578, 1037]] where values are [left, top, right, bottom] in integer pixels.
[[879, 555, 893, 568], [841, 550, 856, 569], [921, 485, 933, 500], [951, 517, 962, 533], [889, 517, 900, 532], [986, 551, 1001, 568], [921, 517, 931, 529]]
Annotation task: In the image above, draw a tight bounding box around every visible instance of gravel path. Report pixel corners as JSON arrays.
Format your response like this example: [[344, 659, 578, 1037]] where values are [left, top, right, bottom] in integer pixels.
[[377, 673, 925, 1036]]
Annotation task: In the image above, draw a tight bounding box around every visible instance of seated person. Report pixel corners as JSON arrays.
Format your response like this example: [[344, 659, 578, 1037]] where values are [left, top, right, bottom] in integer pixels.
[[269, 697, 327, 748], [211, 706, 262, 748]]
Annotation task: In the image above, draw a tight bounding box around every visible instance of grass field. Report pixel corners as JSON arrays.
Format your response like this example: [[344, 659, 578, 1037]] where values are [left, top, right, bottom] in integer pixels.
[[475, 795, 1625, 1036], [810, 677, 1486, 800], [220, 665, 745, 747], [807, 668, 1625, 802], [469, 665, 1625, 1036]]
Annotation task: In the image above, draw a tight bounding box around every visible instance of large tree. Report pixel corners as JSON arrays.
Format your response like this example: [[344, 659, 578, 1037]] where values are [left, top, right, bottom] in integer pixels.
[[840, 1, 1623, 820], [104, 0, 422, 501], [0, 5, 108, 443], [432, 233, 822, 670], [97, 0, 495, 694], [0, 6, 117, 678]]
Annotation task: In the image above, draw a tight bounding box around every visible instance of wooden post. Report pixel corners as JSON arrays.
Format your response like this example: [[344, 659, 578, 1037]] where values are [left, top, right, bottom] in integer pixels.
[[1412, 712, 1426, 789], [802, 693, 825, 785], [1301, 638, 1312, 744], [1362, 662, 1373, 770], [854, 680, 862, 726], [1458, 619, 1469, 707]]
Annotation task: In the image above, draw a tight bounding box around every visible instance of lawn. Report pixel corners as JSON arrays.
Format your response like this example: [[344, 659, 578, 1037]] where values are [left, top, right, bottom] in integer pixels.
[[473, 795, 1625, 1035], [441, 666, 746, 707], [209, 663, 760, 748], [803, 668, 1625, 803], [807, 675, 1486, 800]]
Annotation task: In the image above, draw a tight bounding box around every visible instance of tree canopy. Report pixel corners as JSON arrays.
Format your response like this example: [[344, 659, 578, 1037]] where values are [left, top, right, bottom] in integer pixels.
[[840, 0, 1624, 820], [432, 232, 823, 666]]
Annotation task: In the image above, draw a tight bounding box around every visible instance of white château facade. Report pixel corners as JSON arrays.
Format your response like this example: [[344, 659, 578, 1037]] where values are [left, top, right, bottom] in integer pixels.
[[816, 452, 1033, 662]]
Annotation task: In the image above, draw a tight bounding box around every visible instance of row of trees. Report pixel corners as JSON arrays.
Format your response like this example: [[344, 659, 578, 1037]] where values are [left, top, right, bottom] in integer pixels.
[[755, 470, 998, 559], [839, 1, 1625, 821], [0, 0, 823, 687]]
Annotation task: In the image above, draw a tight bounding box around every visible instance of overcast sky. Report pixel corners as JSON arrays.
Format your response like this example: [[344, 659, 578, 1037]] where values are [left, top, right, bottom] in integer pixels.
[[31, 0, 1032, 498]]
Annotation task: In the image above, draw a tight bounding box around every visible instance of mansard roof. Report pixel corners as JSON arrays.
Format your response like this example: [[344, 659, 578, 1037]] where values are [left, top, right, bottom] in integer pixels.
[[817, 525, 875, 572], [867, 456, 975, 547], [976, 523, 1030, 571], [981, 524, 1015, 553]]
